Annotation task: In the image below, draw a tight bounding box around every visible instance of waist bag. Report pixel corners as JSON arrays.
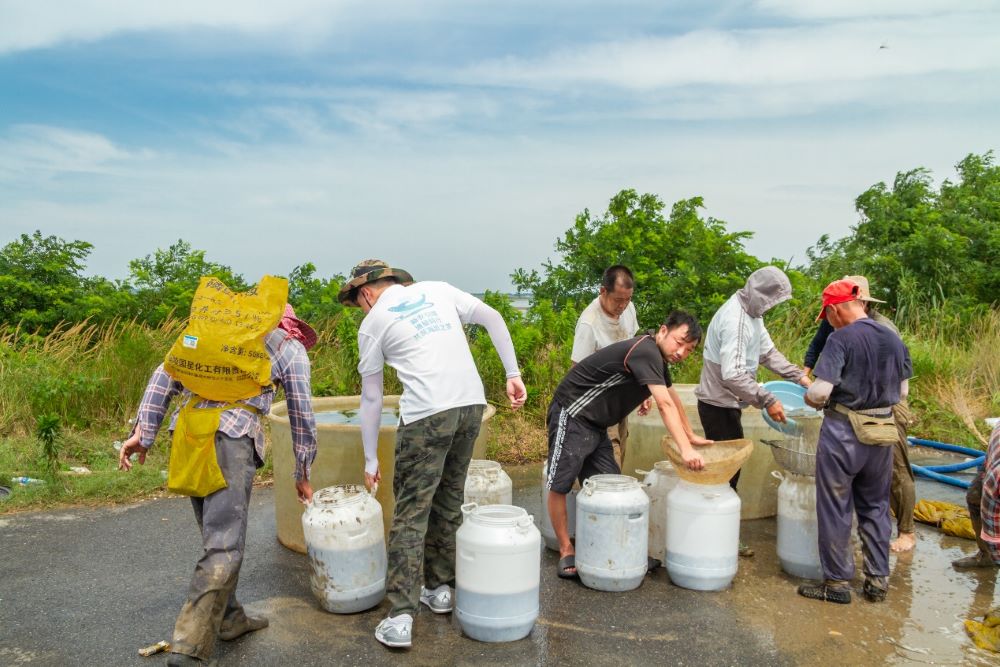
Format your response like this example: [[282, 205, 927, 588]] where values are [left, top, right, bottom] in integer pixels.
[[832, 403, 897, 446]]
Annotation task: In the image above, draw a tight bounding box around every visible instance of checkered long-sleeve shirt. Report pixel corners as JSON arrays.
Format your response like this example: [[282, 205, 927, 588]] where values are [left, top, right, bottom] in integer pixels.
[[981, 423, 1000, 562], [135, 329, 317, 480]]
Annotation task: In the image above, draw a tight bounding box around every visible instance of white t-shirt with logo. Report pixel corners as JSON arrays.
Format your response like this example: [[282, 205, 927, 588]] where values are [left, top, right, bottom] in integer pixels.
[[357, 281, 486, 424], [570, 297, 640, 363]]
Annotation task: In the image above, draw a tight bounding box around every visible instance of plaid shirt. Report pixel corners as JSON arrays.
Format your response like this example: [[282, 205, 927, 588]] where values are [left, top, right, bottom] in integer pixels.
[[136, 329, 317, 480], [981, 423, 1000, 562]]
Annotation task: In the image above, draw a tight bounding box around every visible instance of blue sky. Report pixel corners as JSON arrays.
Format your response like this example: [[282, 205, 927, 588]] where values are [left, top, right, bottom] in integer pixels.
[[2, 1, 999, 291]]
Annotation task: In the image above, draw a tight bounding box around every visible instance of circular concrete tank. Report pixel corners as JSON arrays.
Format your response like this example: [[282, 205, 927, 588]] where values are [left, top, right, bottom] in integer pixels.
[[621, 384, 780, 520], [269, 395, 496, 553]]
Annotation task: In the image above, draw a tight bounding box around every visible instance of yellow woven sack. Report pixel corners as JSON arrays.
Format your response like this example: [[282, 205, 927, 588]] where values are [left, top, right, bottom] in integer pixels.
[[913, 499, 976, 540], [164, 275, 287, 402], [965, 607, 1000, 652], [942, 516, 977, 540]]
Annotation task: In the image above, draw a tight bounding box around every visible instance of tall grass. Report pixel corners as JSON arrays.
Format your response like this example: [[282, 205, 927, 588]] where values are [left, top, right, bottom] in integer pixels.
[[1, 300, 996, 489]]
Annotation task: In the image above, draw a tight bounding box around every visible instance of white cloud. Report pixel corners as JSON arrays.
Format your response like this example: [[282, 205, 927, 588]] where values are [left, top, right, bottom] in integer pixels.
[[0, 125, 148, 176], [456, 13, 1000, 91], [0, 0, 356, 53], [755, 0, 1000, 20]]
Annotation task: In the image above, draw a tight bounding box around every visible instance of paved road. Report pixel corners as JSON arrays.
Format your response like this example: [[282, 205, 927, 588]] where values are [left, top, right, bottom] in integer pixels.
[[0, 469, 993, 666]]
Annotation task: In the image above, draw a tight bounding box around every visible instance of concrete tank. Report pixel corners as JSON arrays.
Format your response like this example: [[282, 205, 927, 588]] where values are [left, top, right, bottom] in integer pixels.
[[620, 384, 780, 520], [269, 395, 495, 553]]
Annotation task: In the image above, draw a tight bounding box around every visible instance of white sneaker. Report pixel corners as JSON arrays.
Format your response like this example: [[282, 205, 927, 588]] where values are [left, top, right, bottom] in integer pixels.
[[374, 614, 413, 648], [419, 584, 454, 614]]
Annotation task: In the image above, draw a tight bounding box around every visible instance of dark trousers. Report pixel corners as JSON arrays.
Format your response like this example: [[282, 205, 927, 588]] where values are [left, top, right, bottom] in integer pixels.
[[890, 401, 916, 533], [386, 404, 484, 616], [172, 434, 257, 660], [815, 412, 893, 582], [697, 400, 744, 491]]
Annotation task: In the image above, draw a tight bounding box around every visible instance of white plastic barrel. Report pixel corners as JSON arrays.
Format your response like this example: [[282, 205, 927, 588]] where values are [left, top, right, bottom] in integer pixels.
[[772, 470, 822, 580], [666, 480, 740, 591], [638, 462, 679, 562], [464, 460, 513, 506], [540, 461, 577, 551], [575, 474, 649, 592], [301, 485, 386, 613], [456, 503, 541, 642]]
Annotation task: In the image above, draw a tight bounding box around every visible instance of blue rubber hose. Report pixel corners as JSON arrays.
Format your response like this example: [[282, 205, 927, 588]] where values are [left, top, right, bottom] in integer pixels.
[[907, 437, 985, 458], [911, 464, 972, 489], [919, 457, 984, 474]]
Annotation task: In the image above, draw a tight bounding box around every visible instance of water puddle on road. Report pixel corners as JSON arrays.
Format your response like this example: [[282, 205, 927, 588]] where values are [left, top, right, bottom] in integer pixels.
[[507, 459, 998, 664]]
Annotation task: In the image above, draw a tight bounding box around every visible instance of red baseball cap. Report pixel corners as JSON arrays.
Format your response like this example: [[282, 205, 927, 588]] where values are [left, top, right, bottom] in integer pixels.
[[817, 279, 860, 321]]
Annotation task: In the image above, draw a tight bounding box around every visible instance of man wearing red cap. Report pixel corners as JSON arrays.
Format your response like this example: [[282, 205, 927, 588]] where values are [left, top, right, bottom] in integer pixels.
[[798, 279, 912, 605]]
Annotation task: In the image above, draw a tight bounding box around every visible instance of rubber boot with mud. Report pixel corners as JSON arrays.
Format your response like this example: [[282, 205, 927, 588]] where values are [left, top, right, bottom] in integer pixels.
[[862, 576, 888, 603], [219, 614, 269, 641], [952, 517, 999, 570], [797, 580, 852, 604]]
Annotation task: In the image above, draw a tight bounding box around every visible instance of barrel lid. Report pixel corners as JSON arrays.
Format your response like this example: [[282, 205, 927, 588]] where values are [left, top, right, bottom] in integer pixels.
[[584, 474, 641, 493], [467, 460, 502, 476], [313, 484, 368, 508], [462, 503, 530, 527]]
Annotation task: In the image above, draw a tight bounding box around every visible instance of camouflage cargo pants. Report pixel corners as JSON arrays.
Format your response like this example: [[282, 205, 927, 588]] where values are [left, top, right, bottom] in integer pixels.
[[387, 404, 484, 617], [171, 433, 257, 660]]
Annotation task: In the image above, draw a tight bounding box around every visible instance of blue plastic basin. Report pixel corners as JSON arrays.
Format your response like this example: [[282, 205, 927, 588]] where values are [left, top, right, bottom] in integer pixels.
[[761, 380, 818, 436]]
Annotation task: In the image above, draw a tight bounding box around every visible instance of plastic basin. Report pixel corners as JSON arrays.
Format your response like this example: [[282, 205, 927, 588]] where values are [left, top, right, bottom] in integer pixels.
[[762, 381, 819, 436]]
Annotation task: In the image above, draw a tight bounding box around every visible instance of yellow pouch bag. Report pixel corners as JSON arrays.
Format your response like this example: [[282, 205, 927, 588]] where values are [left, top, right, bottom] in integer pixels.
[[168, 397, 231, 497], [164, 275, 287, 402]]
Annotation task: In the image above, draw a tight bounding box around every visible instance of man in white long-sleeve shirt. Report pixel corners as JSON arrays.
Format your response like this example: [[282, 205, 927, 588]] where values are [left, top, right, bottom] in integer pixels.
[[338, 259, 527, 650], [694, 266, 811, 557]]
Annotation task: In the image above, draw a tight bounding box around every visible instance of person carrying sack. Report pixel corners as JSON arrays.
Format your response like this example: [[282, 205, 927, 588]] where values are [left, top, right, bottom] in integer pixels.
[[118, 280, 318, 667], [798, 279, 912, 606]]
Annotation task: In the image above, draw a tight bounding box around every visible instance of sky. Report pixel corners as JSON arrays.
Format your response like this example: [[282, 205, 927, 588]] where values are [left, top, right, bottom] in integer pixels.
[[1, 0, 998, 292]]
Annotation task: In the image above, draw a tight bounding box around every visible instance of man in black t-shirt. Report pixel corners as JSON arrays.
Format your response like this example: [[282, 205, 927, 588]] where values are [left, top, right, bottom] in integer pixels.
[[546, 310, 711, 578]]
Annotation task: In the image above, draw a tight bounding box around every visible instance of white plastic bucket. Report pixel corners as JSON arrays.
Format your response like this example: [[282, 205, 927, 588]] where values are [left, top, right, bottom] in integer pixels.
[[666, 480, 740, 591], [302, 485, 386, 613], [456, 503, 540, 642], [575, 474, 649, 592]]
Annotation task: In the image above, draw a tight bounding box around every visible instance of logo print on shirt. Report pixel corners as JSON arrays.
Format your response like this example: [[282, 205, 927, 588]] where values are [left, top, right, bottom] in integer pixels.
[[389, 294, 434, 320]]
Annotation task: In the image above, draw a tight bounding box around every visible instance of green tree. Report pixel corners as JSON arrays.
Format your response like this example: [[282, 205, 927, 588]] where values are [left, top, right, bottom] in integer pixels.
[[806, 151, 1000, 313], [127, 240, 247, 324], [513, 189, 760, 326], [0, 231, 96, 329], [287, 262, 347, 321]]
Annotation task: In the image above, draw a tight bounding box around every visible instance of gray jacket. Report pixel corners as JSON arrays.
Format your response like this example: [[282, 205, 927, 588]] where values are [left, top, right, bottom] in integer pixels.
[[695, 266, 805, 410]]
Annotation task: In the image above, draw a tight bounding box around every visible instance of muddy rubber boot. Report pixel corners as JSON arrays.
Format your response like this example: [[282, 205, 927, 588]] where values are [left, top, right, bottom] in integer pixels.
[[952, 517, 998, 570], [797, 580, 852, 604], [219, 614, 269, 641], [862, 576, 888, 603]]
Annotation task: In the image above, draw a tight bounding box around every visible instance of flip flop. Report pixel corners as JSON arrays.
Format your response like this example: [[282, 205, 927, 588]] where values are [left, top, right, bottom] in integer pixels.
[[647, 557, 662, 573], [557, 555, 578, 579]]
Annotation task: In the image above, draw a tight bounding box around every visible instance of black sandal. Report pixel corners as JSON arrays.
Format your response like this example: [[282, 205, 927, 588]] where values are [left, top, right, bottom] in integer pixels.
[[557, 555, 578, 579]]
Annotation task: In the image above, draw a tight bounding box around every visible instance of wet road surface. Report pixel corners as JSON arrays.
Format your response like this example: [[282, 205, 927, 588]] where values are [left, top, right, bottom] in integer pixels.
[[1, 450, 997, 666]]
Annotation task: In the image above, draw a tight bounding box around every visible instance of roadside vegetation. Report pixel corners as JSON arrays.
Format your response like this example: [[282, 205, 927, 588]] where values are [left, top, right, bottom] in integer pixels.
[[2, 151, 997, 511]]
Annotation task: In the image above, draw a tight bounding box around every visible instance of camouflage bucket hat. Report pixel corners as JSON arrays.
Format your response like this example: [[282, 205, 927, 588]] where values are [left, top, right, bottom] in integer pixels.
[[338, 259, 415, 305]]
